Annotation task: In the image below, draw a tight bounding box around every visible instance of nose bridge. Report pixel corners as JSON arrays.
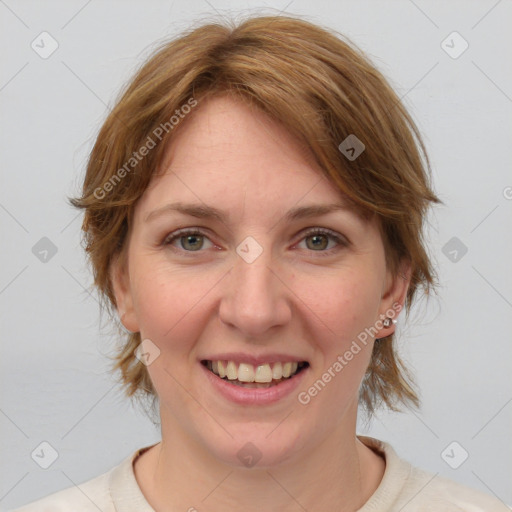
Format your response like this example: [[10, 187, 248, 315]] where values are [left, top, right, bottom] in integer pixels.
[[219, 241, 291, 336]]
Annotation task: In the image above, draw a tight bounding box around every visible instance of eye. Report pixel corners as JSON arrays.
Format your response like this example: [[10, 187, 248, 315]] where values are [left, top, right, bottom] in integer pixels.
[[162, 227, 348, 256], [296, 228, 348, 255], [163, 229, 214, 252]]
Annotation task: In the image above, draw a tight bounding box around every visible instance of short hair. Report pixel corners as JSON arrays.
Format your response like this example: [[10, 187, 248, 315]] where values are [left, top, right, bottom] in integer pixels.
[[69, 14, 440, 417]]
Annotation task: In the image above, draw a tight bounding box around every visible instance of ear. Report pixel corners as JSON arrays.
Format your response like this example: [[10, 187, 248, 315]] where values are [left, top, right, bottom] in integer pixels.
[[110, 252, 139, 333], [375, 259, 412, 338]]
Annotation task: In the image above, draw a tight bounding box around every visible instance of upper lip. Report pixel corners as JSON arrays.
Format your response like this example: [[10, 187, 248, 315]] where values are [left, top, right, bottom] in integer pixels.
[[200, 352, 309, 366]]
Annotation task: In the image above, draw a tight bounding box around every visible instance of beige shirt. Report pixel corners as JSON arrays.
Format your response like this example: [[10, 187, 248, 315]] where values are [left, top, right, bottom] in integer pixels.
[[12, 436, 509, 511]]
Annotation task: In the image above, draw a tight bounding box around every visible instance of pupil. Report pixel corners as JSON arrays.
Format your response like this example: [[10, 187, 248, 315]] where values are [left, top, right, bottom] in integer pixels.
[[183, 235, 203, 251], [308, 234, 327, 250]]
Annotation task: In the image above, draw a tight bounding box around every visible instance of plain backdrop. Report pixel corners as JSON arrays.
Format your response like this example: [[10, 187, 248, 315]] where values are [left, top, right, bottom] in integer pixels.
[[1, 0, 511, 509]]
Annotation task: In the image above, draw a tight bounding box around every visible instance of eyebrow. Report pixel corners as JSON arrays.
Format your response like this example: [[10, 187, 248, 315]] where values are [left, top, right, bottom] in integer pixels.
[[144, 201, 359, 225]]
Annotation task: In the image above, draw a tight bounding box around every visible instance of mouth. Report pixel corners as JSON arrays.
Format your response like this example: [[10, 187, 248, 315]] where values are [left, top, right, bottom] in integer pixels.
[[201, 360, 310, 389]]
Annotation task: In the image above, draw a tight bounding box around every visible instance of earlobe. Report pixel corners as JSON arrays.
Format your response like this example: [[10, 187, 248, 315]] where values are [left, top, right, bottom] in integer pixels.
[[110, 254, 139, 333], [377, 260, 412, 337]]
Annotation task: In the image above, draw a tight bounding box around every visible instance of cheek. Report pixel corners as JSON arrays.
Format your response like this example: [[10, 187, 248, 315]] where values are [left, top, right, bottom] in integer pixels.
[[129, 264, 219, 403], [130, 261, 218, 349], [293, 267, 382, 347], [294, 271, 378, 415]]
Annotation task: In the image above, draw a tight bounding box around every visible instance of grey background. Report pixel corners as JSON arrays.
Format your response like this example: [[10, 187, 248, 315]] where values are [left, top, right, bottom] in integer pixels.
[[1, 0, 511, 509]]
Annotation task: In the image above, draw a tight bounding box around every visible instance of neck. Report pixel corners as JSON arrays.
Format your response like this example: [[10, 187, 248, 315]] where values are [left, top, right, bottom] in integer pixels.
[[134, 408, 385, 511]]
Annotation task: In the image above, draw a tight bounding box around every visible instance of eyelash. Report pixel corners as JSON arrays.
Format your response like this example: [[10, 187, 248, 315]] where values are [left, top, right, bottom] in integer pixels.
[[162, 227, 348, 257]]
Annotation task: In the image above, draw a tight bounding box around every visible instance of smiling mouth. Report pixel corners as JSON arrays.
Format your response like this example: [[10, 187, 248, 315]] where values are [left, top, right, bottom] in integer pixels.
[[201, 360, 309, 388]]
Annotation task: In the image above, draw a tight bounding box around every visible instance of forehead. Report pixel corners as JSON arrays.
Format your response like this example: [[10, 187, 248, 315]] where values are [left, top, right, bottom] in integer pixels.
[[137, 96, 367, 223]]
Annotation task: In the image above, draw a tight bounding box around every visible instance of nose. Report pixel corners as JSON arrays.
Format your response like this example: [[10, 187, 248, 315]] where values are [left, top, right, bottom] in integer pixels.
[[218, 246, 292, 339]]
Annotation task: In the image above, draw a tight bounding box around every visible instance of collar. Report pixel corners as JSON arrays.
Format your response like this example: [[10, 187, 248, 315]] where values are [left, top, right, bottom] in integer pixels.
[[108, 436, 411, 511]]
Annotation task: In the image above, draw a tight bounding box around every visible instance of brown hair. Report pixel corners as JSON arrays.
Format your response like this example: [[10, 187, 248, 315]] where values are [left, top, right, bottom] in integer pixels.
[[69, 14, 440, 417]]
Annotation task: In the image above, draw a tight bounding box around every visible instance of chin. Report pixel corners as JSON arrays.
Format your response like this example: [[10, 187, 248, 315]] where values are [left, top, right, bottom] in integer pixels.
[[199, 421, 307, 470]]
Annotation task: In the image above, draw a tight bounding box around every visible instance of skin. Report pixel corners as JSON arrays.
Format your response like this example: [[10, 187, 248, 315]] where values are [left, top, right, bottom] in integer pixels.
[[111, 95, 411, 511]]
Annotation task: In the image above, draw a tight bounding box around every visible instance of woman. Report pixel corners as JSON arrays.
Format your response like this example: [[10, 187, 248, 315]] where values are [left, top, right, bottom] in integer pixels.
[[14, 14, 507, 511]]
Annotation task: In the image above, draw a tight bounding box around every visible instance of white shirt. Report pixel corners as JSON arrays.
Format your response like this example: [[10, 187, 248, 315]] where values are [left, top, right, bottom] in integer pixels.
[[11, 436, 509, 511]]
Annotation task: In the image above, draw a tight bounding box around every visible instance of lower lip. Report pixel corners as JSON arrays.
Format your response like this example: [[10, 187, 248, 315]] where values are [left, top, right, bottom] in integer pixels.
[[200, 362, 309, 405]]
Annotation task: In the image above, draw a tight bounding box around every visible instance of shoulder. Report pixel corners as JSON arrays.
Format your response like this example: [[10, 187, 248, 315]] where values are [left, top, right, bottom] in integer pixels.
[[11, 444, 157, 512], [358, 436, 510, 512], [400, 465, 510, 511], [9, 470, 113, 512]]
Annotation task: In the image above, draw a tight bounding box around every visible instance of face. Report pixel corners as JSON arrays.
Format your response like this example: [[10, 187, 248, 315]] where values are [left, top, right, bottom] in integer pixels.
[[112, 95, 409, 468]]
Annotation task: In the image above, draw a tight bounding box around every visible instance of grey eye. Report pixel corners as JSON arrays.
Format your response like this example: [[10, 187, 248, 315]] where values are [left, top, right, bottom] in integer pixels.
[[305, 234, 330, 250], [180, 234, 205, 251]]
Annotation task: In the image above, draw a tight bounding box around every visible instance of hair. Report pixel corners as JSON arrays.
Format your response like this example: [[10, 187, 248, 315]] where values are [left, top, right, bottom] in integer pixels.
[[69, 13, 441, 418]]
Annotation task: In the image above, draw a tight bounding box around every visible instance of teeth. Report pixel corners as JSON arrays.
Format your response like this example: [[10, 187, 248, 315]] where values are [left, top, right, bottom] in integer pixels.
[[255, 364, 272, 383], [207, 360, 305, 383], [217, 361, 226, 378], [272, 362, 283, 380], [238, 363, 255, 382], [226, 361, 238, 380]]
